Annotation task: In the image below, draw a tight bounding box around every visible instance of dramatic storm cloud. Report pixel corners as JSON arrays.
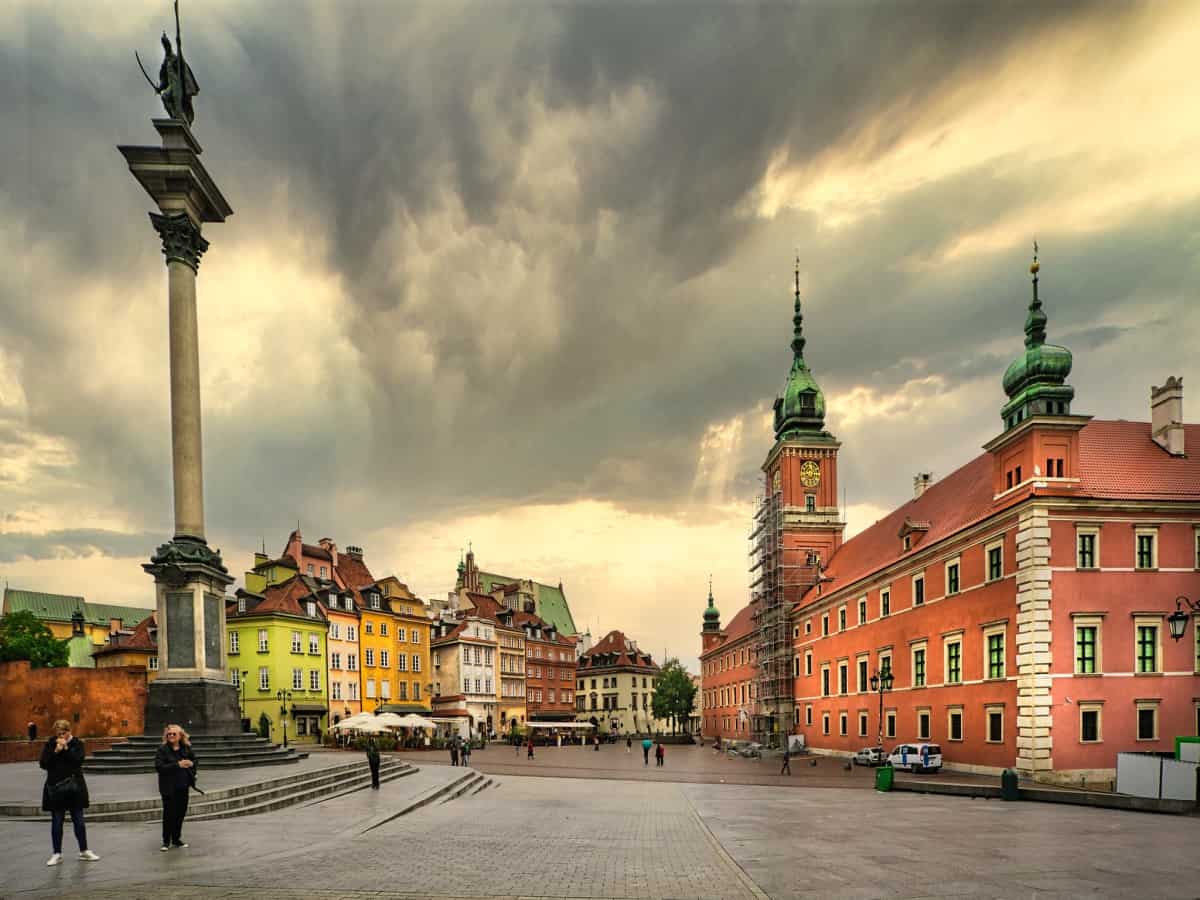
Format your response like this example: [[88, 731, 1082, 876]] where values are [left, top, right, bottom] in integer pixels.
[[2, 1, 1197, 668]]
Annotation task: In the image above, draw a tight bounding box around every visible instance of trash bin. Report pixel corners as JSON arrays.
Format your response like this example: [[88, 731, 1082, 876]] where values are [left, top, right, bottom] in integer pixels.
[[1001, 768, 1019, 801], [875, 764, 894, 792]]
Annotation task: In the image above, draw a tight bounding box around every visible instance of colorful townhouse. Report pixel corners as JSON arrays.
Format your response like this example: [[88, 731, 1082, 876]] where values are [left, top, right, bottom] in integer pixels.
[[458, 593, 527, 732], [575, 630, 665, 735], [703, 254, 1200, 783], [319, 584, 362, 723], [377, 576, 432, 713], [2, 588, 155, 668], [519, 612, 578, 722], [455, 546, 578, 635], [228, 576, 329, 744], [431, 613, 498, 739], [93, 613, 160, 681]]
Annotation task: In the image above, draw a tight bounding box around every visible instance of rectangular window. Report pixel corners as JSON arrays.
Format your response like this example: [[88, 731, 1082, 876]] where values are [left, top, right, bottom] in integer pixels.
[[821, 666, 830, 697], [822, 712, 830, 735], [917, 710, 930, 740], [945, 639, 962, 685], [986, 708, 1004, 743], [258, 629, 268, 652], [881, 589, 890, 617], [879, 652, 892, 679], [379, 622, 388, 637], [365, 648, 375, 667], [412, 654, 421, 673], [858, 598, 867, 625], [231, 668, 240, 688], [805, 619, 812, 635], [398, 653, 408, 672], [1077, 530, 1097, 568], [380, 680, 390, 700], [258, 667, 269, 690], [347, 653, 357, 671], [1136, 702, 1158, 741], [332, 681, 342, 700], [349, 681, 358, 700], [857, 658, 868, 693], [822, 615, 829, 636], [885, 711, 896, 739], [380, 650, 390, 668], [398, 681, 407, 700], [986, 630, 1006, 679], [364, 622, 373, 635], [309, 634, 319, 655], [913, 575, 925, 606], [858, 711, 868, 736], [149, 656, 159, 670], [805, 650, 812, 676], [291, 632, 302, 653], [331, 652, 341, 669], [1136, 624, 1159, 673], [309, 669, 319, 691], [839, 712, 848, 736], [945, 562, 960, 595], [347, 625, 356, 642], [913, 648, 926, 688], [397, 627, 405, 642], [1075, 625, 1098, 674], [805, 705, 813, 726], [1136, 531, 1156, 570], [838, 662, 848, 695], [838, 607, 846, 631], [1080, 704, 1102, 743], [987, 543, 1003, 581], [330, 623, 339, 640], [948, 709, 963, 741], [229, 632, 239, 654], [412, 629, 420, 644], [292, 668, 303, 690]]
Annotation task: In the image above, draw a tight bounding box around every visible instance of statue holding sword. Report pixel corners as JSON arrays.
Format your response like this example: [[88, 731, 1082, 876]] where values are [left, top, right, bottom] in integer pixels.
[[136, 0, 199, 125]]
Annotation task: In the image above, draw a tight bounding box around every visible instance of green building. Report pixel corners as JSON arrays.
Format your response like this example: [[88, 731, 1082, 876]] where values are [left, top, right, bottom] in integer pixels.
[[1, 587, 155, 667], [227, 575, 329, 744]]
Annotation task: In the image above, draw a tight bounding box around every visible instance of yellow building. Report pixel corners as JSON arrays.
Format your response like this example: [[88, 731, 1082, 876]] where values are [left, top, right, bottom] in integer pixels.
[[378, 577, 432, 713], [92, 613, 160, 681], [356, 584, 397, 712]]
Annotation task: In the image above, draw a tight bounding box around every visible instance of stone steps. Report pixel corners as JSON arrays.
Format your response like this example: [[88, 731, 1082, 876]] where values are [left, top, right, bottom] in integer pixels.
[[87, 734, 305, 773], [2, 758, 412, 822], [357, 769, 494, 833]]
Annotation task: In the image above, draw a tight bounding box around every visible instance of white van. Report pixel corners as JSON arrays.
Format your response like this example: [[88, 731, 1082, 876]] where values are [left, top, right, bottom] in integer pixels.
[[887, 742, 942, 773]]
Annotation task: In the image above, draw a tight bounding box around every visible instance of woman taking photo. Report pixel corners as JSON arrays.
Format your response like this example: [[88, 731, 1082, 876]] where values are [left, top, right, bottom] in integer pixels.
[[40, 719, 99, 865], [154, 724, 197, 852]]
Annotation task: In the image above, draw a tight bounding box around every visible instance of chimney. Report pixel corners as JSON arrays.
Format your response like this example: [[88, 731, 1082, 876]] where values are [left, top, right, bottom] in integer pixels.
[[1151, 377, 1185, 457], [109, 618, 122, 635], [345, 545, 363, 560], [318, 537, 338, 568], [913, 472, 933, 499]]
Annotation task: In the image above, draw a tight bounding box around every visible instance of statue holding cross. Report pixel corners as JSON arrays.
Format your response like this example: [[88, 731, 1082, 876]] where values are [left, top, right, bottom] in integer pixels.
[[136, 0, 199, 125]]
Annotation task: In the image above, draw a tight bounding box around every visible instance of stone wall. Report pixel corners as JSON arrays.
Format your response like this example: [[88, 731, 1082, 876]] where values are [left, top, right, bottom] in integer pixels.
[[0, 660, 146, 741]]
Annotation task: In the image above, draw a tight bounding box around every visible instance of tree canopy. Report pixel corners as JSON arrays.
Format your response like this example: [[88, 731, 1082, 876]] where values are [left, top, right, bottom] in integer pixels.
[[0, 610, 71, 668], [651, 657, 698, 735]]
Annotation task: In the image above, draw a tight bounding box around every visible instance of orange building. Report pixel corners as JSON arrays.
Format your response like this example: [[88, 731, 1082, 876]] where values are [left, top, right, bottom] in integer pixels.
[[518, 611, 577, 722], [699, 588, 756, 741]]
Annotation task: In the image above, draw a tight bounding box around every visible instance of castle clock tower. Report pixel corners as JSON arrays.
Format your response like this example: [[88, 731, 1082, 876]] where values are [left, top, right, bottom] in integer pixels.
[[750, 259, 846, 744]]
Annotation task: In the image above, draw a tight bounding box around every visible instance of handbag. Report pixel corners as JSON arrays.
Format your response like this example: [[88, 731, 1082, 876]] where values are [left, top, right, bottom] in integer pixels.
[[49, 773, 80, 805]]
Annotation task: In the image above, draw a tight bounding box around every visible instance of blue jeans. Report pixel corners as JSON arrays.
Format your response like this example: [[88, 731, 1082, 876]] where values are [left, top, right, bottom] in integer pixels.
[[51, 807, 87, 853]]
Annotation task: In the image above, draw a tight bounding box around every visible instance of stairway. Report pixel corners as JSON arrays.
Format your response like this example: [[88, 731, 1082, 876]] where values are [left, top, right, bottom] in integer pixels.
[[86, 733, 304, 773], [1, 758, 413, 822]]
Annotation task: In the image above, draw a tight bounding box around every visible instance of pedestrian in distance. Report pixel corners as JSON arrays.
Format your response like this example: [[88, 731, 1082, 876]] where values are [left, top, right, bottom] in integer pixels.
[[450, 738, 460, 767], [28, 720, 38, 742], [527, 735, 535, 760], [41, 719, 97, 866], [366, 738, 381, 788], [462, 739, 472, 767], [641, 736, 652, 765], [780, 746, 791, 775], [593, 734, 600, 751], [655, 741, 665, 767], [155, 723, 197, 852], [626, 734, 632, 754]]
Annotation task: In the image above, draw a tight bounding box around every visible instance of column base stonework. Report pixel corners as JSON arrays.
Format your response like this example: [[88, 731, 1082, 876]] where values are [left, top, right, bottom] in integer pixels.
[[144, 537, 238, 736], [1014, 505, 1054, 780]]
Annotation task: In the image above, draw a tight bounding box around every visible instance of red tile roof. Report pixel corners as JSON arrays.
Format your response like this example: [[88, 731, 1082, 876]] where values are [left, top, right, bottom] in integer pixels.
[[579, 629, 660, 672], [301, 543, 332, 562], [93, 613, 157, 655], [798, 419, 1199, 610], [702, 602, 756, 657], [335, 554, 375, 590], [231, 575, 324, 619]]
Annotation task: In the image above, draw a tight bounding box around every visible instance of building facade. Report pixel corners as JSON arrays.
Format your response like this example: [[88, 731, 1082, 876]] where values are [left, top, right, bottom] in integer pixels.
[[92, 613, 160, 680], [318, 585, 361, 723], [519, 613, 578, 721], [704, 254, 1200, 782], [431, 614, 498, 739], [575, 630, 666, 735], [699, 588, 757, 742], [379, 576, 432, 714], [229, 576, 329, 744], [2, 588, 155, 668]]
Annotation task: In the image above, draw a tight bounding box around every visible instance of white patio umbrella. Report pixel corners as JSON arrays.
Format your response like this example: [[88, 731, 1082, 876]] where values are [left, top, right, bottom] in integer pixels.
[[372, 712, 408, 729], [330, 713, 375, 732], [398, 713, 436, 729], [349, 719, 391, 734]]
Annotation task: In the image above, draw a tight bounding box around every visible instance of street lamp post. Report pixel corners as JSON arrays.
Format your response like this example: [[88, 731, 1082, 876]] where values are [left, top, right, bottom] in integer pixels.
[[869, 667, 894, 750], [1167, 596, 1200, 641], [239, 670, 248, 729], [276, 689, 294, 749]]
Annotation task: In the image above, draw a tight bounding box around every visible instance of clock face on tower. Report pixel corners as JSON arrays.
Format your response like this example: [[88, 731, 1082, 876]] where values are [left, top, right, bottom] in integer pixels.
[[799, 460, 821, 488]]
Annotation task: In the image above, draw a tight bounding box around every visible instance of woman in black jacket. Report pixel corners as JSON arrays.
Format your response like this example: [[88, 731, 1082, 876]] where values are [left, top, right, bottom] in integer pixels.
[[40, 719, 98, 865], [154, 724, 197, 852]]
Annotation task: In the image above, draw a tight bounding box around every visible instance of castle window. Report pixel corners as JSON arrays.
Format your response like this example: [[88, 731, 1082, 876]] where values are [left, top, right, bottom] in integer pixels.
[[805, 495, 816, 513]]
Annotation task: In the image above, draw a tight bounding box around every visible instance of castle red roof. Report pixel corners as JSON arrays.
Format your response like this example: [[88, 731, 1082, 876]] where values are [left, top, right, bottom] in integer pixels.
[[798, 419, 1200, 610], [231, 575, 325, 620], [93, 613, 157, 655], [579, 629, 660, 672], [702, 602, 756, 658]]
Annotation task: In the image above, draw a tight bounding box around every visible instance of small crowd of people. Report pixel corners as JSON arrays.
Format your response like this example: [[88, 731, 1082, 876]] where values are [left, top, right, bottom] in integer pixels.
[[39, 719, 198, 867]]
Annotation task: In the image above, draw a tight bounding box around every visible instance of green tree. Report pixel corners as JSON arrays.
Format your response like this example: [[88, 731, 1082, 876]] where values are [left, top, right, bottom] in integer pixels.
[[651, 658, 698, 735], [0, 610, 70, 668]]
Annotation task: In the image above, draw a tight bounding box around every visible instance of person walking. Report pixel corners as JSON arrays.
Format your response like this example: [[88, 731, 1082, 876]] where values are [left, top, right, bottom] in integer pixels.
[[366, 738, 381, 788], [155, 724, 197, 852], [625, 734, 632, 755], [450, 738, 460, 767], [28, 720, 38, 742], [780, 746, 791, 775], [655, 741, 665, 767], [641, 736, 652, 766], [461, 739, 472, 767], [41, 719, 97, 866], [527, 735, 535, 760]]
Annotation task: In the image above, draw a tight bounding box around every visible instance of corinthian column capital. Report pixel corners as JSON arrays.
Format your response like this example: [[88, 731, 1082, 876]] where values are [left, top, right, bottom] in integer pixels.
[[150, 211, 210, 271]]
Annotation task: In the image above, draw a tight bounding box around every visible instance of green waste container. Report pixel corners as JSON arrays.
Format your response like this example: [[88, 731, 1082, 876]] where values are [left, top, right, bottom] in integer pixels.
[[1001, 768, 1019, 801], [875, 764, 894, 792]]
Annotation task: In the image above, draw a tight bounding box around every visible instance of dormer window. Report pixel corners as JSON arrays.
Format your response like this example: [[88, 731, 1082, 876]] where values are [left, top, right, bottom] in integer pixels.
[[306, 601, 316, 618], [903, 535, 911, 552], [237, 597, 246, 614], [370, 594, 380, 610]]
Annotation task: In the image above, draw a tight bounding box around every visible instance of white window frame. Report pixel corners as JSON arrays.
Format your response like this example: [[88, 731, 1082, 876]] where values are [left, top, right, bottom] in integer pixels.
[[380, 649, 390, 668], [309, 634, 320, 655], [380, 680, 391, 699], [1076, 526, 1100, 570], [946, 706, 964, 742], [857, 597, 867, 625], [985, 539, 1004, 582], [292, 668, 303, 690], [291, 631, 302, 653], [365, 648, 375, 667], [911, 641, 928, 688], [258, 667, 269, 690], [149, 656, 159, 671], [912, 573, 925, 606], [1135, 700, 1159, 741], [839, 712, 848, 736], [858, 710, 868, 737], [412, 654, 421, 673], [856, 654, 869, 693], [229, 631, 239, 654], [309, 669, 320, 691], [332, 681, 342, 701], [257, 629, 268, 652], [804, 649, 813, 676], [838, 605, 847, 632], [1134, 615, 1163, 674], [985, 705, 1004, 744], [885, 709, 897, 739], [1072, 614, 1103, 675], [820, 663, 831, 697], [1079, 701, 1103, 744], [983, 623, 1006, 680], [943, 632, 963, 685], [880, 587, 891, 617], [1135, 527, 1158, 571], [916, 707, 931, 740], [944, 558, 961, 596]]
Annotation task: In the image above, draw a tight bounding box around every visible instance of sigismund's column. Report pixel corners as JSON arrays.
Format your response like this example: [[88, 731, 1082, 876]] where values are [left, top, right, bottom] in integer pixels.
[[119, 114, 238, 735]]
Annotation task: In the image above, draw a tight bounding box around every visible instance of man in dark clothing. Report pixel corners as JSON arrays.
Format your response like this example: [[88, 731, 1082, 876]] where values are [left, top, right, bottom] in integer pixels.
[[366, 740, 381, 788], [527, 736, 535, 760], [450, 740, 459, 766], [655, 741, 665, 767], [28, 721, 37, 742], [780, 747, 791, 775]]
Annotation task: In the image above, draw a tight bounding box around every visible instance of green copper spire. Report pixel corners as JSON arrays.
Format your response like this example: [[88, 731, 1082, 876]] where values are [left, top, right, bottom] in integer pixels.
[[702, 575, 721, 632], [773, 256, 828, 440], [1000, 242, 1075, 430]]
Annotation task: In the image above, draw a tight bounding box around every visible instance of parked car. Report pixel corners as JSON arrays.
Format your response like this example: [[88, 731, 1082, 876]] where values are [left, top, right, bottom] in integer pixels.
[[853, 746, 886, 767], [887, 742, 942, 774]]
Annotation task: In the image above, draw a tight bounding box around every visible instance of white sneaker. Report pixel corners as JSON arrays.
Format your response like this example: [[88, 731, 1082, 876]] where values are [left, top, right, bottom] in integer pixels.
[[78, 850, 100, 861], [46, 853, 63, 866], [160, 845, 170, 852]]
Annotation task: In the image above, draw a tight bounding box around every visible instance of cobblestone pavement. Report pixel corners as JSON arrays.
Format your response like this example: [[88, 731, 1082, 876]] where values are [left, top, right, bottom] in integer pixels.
[[3, 761, 1198, 899]]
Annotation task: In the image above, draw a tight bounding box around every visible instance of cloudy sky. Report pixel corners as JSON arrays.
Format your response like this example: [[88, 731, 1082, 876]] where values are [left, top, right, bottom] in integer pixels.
[[2, 1, 1197, 670]]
